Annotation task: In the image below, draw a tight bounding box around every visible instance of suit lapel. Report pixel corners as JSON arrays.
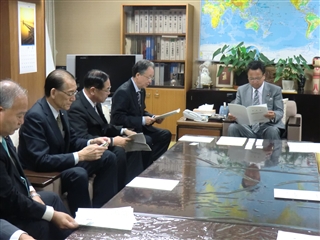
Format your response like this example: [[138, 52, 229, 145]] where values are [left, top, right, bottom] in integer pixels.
[[128, 80, 142, 115], [40, 97, 66, 152], [262, 82, 271, 104], [96, 103, 108, 123]]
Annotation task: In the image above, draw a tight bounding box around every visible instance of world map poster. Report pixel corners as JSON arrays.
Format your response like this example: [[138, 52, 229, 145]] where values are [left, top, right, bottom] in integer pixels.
[[199, 0, 320, 63]]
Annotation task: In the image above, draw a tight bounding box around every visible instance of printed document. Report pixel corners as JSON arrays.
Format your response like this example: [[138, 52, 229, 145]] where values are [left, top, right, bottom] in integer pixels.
[[124, 133, 151, 152], [154, 108, 180, 120], [127, 177, 179, 191], [228, 103, 269, 125]]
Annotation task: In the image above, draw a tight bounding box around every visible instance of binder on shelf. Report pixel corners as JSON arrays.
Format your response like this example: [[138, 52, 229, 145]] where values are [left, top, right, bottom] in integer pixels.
[[153, 10, 158, 33], [134, 10, 140, 33], [144, 10, 149, 33], [169, 39, 176, 60], [163, 10, 169, 33], [159, 63, 165, 86], [179, 38, 185, 60], [168, 10, 173, 33], [125, 37, 132, 54], [150, 37, 155, 60], [139, 10, 144, 33], [175, 39, 180, 60], [148, 10, 153, 33], [160, 37, 165, 60], [158, 10, 163, 33], [182, 9, 186, 33], [164, 39, 170, 60], [177, 9, 183, 33], [154, 63, 160, 86], [126, 12, 134, 33], [172, 10, 178, 33], [156, 36, 161, 60]]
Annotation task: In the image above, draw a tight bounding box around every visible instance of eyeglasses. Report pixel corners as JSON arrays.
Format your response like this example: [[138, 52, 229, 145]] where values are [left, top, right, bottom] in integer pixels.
[[58, 89, 78, 97], [248, 76, 264, 81], [142, 74, 154, 81], [100, 86, 111, 93]]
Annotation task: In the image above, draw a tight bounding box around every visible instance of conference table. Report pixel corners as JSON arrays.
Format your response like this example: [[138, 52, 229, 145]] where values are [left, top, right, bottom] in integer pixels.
[[67, 136, 320, 239]]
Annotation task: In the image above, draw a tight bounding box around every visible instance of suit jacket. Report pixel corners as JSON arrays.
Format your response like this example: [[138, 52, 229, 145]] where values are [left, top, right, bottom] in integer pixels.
[[0, 136, 46, 222], [235, 82, 285, 129], [68, 91, 121, 139], [110, 79, 153, 132], [0, 219, 21, 240], [18, 97, 88, 172]]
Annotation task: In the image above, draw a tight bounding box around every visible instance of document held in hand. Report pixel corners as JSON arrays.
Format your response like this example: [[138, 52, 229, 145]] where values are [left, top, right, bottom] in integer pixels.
[[125, 133, 151, 152], [228, 103, 269, 125], [154, 108, 180, 120]]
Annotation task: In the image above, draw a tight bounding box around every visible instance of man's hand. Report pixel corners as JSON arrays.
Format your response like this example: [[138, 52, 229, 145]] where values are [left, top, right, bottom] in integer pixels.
[[144, 116, 156, 125], [51, 211, 79, 229], [78, 144, 107, 161], [153, 116, 164, 124], [113, 136, 131, 148], [19, 233, 35, 240], [123, 129, 136, 136], [227, 113, 237, 121], [90, 137, 109, 145], [264, 110, 275, 120]]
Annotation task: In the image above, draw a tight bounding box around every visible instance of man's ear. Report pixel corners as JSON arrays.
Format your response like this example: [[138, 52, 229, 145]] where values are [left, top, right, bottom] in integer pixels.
[[89, 87, 96, 95], [0, 106, 4, 112], [50, 88, 56, 99]]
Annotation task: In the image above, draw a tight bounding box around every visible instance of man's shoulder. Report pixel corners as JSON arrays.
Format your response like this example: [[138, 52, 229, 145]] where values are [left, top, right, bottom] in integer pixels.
[[25, 98, 45, 118], [113, 79, 132, 96], [237, 83, 250, 92], [264, 82, 281, 91]]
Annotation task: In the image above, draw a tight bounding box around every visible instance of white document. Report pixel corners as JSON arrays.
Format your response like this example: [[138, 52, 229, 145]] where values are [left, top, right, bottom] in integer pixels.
[[125, 133, 151, 152], [127, 177, 179, 191], [277, 230, 320, 240], [178, 135, 214, 143], [228, 103, 269, 125], [75, 207, 136, 231], [274, 189, 320, 202], [216, 136, 247, 146], [245, 138, 256, 149], [287, 142, 320, 153], [154, 108, 180, 120]]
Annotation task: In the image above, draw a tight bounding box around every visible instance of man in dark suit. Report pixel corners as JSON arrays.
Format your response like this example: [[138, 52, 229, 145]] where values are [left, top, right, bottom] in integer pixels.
[[68, 69, 143, 190], [18, 69, 118, 216], [0, 80, 77, 240], [228, 60, 284, 139], [111, 60, 171, 168], [0, 219, 34, 240]]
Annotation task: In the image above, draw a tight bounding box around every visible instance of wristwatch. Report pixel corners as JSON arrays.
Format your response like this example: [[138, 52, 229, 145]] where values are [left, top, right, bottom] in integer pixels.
[[30, 192, 41, 198]]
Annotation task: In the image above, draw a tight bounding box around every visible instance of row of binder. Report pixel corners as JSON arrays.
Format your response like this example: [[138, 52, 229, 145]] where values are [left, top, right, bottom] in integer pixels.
[[125, 36, 185, 61], [151, 62, 185, 86], [126, 9, 186, 34]]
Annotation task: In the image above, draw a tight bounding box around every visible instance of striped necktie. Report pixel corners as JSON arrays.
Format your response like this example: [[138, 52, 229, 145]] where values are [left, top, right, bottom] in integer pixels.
[[252, 89, 260, 133], [137, 91, 141, 108]]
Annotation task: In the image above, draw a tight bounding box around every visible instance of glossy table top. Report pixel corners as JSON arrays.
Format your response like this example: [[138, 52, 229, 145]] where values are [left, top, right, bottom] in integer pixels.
[[68, 137, 320, 239]]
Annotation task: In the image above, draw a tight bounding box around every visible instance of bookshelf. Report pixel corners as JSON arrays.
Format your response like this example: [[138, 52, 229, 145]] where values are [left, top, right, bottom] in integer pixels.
[[120, 4, 194, 135]]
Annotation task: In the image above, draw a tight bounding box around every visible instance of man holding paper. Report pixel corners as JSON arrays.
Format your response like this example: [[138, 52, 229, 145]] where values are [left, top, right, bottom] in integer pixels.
[[228, 60, 284, 139], [111, 60, 171, 169]]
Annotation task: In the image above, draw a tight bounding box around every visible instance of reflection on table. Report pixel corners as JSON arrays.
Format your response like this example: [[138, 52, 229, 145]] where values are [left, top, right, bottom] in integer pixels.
[[67, 137, 320, 239]]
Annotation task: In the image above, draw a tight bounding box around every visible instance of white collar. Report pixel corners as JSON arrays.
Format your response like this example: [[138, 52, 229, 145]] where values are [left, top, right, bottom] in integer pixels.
[[46, 100, 60, 119], [131, 78, 140, 93], [82, 89, 96, 108], [253, 81, 265, 94]]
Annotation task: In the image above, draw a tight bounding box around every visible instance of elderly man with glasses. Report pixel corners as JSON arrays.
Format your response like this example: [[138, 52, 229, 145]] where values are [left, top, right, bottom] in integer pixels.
[[111, 59, 171, 169], [18, 69, 118, 217]]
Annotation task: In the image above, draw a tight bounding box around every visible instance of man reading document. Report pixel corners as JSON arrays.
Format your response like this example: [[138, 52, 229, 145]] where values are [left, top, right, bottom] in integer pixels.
[[227, 60, 285, 140]]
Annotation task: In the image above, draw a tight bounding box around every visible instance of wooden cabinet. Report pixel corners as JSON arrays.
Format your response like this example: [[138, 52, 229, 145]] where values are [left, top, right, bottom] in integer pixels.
[[120, 4, 194, 135], [145, 89, 185, 134]]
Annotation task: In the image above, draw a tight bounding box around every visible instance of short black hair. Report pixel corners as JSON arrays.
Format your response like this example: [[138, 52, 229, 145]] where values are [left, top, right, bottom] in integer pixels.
[[132, 59, 154, 77], [83, 69, 109, 90], [44, 69, 75, 97], [246, 60, 266, 74]]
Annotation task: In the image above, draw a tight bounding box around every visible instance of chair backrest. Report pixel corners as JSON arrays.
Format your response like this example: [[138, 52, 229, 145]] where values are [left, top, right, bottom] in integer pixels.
[[282, 99, 297, 124]]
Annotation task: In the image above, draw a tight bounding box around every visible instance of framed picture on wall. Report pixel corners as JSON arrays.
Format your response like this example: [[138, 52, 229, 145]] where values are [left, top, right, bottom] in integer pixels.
[[216, 64, 234, 88]]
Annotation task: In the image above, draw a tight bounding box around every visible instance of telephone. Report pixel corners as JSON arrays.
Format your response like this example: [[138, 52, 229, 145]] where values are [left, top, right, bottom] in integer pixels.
[[183, 109, 208, 122]]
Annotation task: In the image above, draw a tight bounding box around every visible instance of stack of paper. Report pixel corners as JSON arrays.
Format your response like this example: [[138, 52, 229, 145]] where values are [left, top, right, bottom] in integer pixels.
[[75, 207, 136, 230], [125, 133, 151, 152]]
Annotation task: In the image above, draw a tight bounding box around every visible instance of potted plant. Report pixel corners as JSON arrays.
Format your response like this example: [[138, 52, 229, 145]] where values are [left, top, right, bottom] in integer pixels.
[[212, 42, 274, 86], [274, 55, 311, 91]]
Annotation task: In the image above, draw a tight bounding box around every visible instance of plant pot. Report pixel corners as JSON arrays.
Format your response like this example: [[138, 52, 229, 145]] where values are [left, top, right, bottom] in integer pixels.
[[282, 80, 295, 90]]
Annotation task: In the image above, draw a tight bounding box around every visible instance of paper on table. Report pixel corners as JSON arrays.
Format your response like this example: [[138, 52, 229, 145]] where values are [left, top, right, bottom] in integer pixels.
[[126, 177, 179, 191], [274, 189, 320, 202], [75, 207, 136, 231], [178, 135, 214, 143], [124, 133, 151, 152], [198, 104, 214, 110], [287, 142, 320, 153], [216, 136, 247, 146], [154, 108, 180, 120], [277, 230, 320, 240], [245, 138, 256, 149]]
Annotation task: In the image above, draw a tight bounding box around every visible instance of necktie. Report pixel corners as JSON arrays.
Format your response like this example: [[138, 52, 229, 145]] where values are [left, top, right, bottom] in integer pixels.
[[56, 113, 64, 137], [252, 89, 260, 133], [2, 138, 29, 195], [137, 91, 141, 108]]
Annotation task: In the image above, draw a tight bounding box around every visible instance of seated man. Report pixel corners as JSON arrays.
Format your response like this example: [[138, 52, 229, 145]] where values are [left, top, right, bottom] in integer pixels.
[[228, 60, 284, 139], [68, 69, 143, 190], [111, 59, 171, 169], [0, 80, 77, 240], [18, 69, 118, 216]]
